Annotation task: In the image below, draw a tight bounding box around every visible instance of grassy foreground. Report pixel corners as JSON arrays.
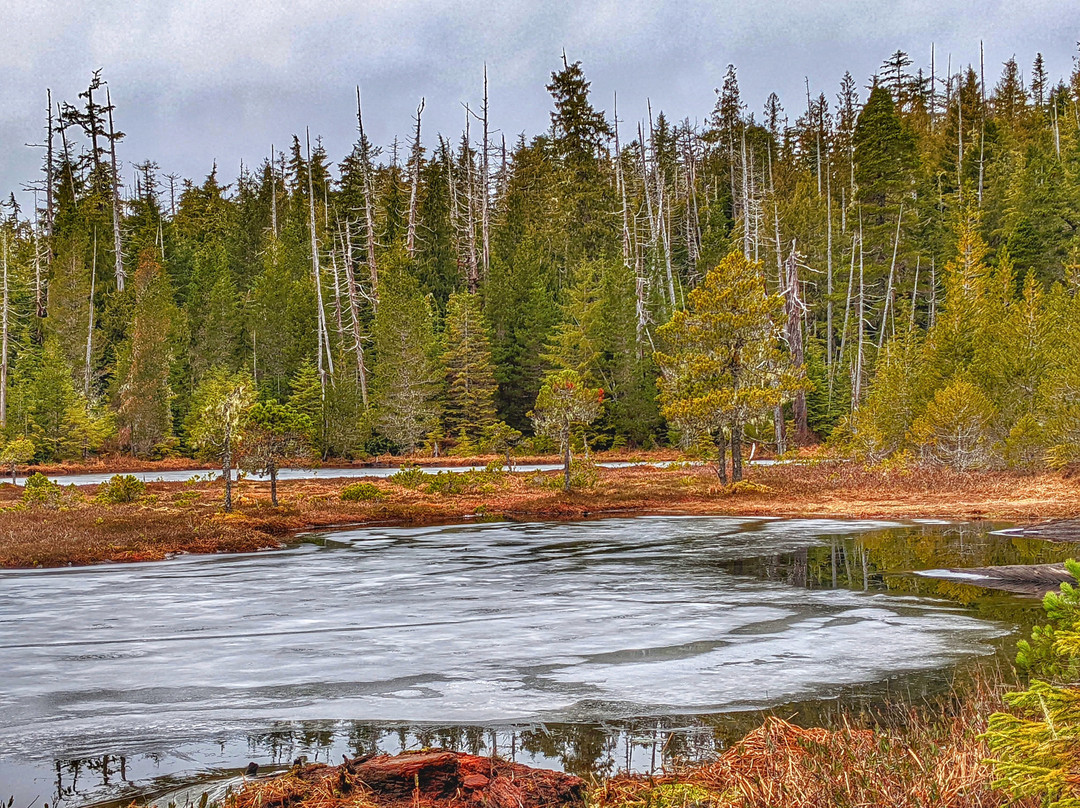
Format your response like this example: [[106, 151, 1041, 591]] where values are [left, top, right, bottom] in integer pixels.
[[2, 458, 1079, 568], [223, 679, 1035, 808]]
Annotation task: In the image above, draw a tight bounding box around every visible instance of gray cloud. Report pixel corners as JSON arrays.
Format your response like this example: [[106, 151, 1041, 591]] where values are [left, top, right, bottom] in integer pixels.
[[1, 0, 1077, 204]]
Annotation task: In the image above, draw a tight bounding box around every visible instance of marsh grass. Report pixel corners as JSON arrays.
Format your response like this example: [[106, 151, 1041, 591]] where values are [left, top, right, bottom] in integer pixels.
[[3, 460, 1079, 569]]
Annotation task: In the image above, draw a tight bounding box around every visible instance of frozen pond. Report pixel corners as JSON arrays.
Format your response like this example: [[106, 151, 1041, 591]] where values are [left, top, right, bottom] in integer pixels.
[[0, 516, 1060, 806]]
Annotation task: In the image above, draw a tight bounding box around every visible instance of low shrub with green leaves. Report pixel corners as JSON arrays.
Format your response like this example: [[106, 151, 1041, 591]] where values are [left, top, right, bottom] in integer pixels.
[[389, 465, 427, 489], [340, 482, 384, 502], [424, 468, 503, 496], [95, 474, 147, 504], [22, 473, 66, 509]]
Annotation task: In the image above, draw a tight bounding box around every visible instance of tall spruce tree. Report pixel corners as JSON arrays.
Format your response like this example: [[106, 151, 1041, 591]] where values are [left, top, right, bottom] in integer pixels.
[[442, 291, 497, 440]]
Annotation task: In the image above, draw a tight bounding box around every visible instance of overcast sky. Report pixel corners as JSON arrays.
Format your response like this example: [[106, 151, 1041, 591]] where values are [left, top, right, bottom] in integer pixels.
[[1, 0, 1077, 208]]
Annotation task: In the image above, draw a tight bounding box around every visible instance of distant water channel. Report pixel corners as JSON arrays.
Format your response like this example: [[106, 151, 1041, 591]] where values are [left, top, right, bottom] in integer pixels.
[[1, 516, 1075, 806]]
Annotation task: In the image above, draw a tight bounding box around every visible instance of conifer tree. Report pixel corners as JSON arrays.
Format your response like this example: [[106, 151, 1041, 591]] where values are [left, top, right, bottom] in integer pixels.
[[655, 251, 804, 482], [239, 401, 311, 505], [530, 369, 603, 491], [115, 250, 178, 456], [372, 266, 441, 452], [186, 369, 254, 511], [442, 291, 497, 440]]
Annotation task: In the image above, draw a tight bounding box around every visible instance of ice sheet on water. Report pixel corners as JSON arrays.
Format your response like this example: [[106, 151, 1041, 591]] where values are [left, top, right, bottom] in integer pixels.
[[0, 517, 1004, 763]]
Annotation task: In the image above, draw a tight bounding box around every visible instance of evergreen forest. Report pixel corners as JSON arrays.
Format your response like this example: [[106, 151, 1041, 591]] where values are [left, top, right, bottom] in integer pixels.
[[3, 49, 1080, 469]]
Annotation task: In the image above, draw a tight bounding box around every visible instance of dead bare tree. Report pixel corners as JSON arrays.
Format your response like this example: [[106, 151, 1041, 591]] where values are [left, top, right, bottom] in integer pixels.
[[338, 219, 369, 409], [1, 231, 8, 428], [405, 98, 425, 257], [480, 65, 491, 279], [105, 86, 125, 292], [306, 128, 334, 396], [85, 229, 97, 398], [355, 87, 379, 310], [784, 242, 809, 444]]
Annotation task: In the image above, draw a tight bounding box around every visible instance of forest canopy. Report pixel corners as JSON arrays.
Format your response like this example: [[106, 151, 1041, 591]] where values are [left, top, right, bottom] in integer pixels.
[[1, 48, 1079, 470]]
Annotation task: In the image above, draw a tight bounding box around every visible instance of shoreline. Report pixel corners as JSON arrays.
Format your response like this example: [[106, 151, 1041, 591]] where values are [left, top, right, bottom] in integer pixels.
[[1, 461, 1077, 569]]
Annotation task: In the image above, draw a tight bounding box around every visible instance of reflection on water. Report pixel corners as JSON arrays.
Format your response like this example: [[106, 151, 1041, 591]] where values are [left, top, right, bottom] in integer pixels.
[[1, 517, 1076, 806]]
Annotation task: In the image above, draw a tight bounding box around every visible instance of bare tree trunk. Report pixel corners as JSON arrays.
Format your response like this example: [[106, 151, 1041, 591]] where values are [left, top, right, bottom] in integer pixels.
[[855, 213, 865, 406], [826, 163, 834, 370], [910, 256, 920, 330], [785, 243, 809, 444], [741, 129, 751, 259], [356, 88, 379, 310], [978, 41, 985, 206], [647, 102, 676, 308], [405, 98, 425, 257], [731, 422, 744, 482], [1, 234, 8, 429], [106, 87, 125, 292], [562, 428, 571, 493], [462, 109, 479, 292], [480, 66, 490, 280], [306, 129, 334, 397], [340, 220, 369, 409], [957, 78, 963, 206], [330, 243, 344, 337], [85, 229, 97, 398], [930, 43, 936, 130], [223, 426, 233, 513], [270, 143, 278, 237], [930, 256, 937, 327], [715, 430, 727, 484], [614, 97, 650, 351], [46, 89, 54, 249], [270, 465, 278, 507], [838, 234, 857, 374], [877, 202, 904, 351], [638, 122, 661, 308], [32, 225, 44, 319]]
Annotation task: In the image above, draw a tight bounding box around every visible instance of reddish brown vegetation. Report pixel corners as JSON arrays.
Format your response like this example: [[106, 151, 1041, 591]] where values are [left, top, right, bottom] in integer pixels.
[[2, 460, 1078, 569], [594, 704, 1037, 808], [230, 750, 584, 808]]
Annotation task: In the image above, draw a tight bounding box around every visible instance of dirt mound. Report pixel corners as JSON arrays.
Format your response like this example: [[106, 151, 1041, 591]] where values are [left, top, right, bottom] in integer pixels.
[[232, 749, 585, 808]]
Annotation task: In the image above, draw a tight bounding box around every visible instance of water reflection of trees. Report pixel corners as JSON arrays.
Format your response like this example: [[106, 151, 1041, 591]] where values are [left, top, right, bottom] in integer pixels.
[[719, 524, 1080, 618]]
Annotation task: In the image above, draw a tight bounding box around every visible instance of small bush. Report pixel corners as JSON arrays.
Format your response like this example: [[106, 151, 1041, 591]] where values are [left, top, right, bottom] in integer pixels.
[[569, 459, 599, 489], [22, 473, 65, 509], [95, 474, 146, 504], [341, 482, 384, 502], [426, 468, 506, 496], [389, 465, 427, 489]]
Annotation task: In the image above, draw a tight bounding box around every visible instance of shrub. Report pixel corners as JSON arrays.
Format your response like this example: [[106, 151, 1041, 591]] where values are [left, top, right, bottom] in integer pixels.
[[1002, 413, 1048, 471], [568, 459, 599, 489], [910, 375, 997, 471], [425, 469, 502, 496], [341, 482, 384, 502], [389, 465, 427, 489], [22, 473, 64, 509], [95, 474, 147, 504]]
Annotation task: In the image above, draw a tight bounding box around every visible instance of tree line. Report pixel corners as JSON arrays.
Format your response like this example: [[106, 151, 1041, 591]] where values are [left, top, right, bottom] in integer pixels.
[[1, 47, 1079, 474]]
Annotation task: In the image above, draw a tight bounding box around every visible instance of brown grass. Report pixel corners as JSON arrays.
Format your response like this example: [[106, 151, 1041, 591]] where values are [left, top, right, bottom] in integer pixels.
[[591, 681, 1036, 808], [224, 679, 1035, 808], [2, 460, 1078, 569]]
